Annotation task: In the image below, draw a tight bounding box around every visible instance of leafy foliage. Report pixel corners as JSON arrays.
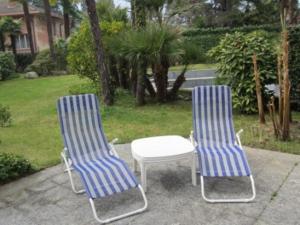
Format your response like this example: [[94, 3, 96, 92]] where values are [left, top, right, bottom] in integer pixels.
[[110, 24, 183, 65], [96, 0, 128, 23], [184, 24, 280, 63], [25, 39, 68, 75], [209, 31, 277, 114], [167, 0, 281, 28], [288, 25, 300, 110], [15, 53, 36, 72], [0, 153, 34, 184], [67, 19, 125, 83], [0, 104, 12, 127], [25, 49, 55, 75], [0, 16, 20, 34], [0, 52, 16, 81]]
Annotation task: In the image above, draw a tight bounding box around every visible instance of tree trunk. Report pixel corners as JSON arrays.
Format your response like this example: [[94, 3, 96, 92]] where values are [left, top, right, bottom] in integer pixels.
[[0, 34, 5, 51], [268, 97, 280, 138], [10, 35, 16, 56], [134, 0, 146, 27], [252, 54, 265, 124], [109, 55, 120, 87], [136, 60, 146, 106], [278, 54, 284, 126], [43, 0, 55, 60], [168, 66, 187, 100], [280, 0, 298, 25], [117, 58, 129, 89], [132, 0, 146, 103], [130, 65, 138, 96], [85, 0, 113, 105], [153, 59, 169, 103], [63, 0, 70, 38], [22, 1, 35, 55], [64, 13, 70, 38], [281, 30, 290, 140], [144, 75, 156, 98], [131, 0, 136, 27]]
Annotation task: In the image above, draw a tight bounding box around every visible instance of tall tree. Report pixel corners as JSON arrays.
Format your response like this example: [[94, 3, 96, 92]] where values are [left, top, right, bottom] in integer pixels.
[[62, 0, 71, 38], [85, 0, 113, 105], [131, 0, 147, 105], [21, 0, 35, 54], [43, 0, 55, 60]]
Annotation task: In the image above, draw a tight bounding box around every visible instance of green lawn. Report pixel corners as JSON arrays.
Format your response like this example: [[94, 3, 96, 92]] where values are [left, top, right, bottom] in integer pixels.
[[0, 75, 299, 169]]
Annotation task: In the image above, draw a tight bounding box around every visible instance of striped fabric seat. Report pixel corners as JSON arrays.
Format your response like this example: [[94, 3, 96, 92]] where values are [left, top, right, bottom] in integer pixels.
[[192, 85, 251, 177], [57, 94, 138, 199]]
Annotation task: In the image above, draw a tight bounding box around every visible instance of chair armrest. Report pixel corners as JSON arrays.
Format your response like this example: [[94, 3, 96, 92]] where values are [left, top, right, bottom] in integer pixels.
[[61, 148, 73, 167], [236, 129, 244, 147], [109, 138, 119, 158], [190, 130, 198, 148]]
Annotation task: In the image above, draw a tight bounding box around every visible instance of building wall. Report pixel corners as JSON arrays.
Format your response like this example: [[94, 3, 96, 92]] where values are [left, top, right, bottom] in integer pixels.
[[0, 14, 65, 53], [33, 15, 65, 52]]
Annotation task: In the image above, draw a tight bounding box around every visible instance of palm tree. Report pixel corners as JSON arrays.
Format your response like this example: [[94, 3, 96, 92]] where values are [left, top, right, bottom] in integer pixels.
[[43, 0, 55, 60], [0, 17, 21, 56], [130, 0, 147, 105], [112, 24, 186, 103], [85, 0, 113, 105]]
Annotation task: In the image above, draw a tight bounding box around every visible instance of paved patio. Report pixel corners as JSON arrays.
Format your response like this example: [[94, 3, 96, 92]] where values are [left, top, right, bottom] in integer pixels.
[[1, 144, 300, 225]]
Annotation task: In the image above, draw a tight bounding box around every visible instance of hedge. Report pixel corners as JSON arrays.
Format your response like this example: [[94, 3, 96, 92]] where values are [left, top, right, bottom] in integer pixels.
[[288, 25, 300, 110], [183, 24, 280, 63]]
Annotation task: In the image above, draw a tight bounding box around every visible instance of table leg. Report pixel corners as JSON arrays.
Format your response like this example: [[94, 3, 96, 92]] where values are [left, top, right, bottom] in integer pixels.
[[140, 162, 147, 192], [191, 153, 197, 186], [133, 158, 138, 172]]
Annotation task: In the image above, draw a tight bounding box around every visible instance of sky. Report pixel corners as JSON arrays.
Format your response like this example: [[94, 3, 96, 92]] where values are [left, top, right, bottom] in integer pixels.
[[113, 0, 130, 8]]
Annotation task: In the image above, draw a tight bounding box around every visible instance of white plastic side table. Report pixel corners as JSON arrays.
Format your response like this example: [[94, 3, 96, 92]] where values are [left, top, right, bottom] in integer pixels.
[[131, 135, 197, 192]]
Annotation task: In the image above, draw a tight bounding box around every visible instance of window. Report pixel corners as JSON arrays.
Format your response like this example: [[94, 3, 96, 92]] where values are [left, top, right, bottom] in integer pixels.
[[52, 22, 57, 36], [16, 34, 29, 49]]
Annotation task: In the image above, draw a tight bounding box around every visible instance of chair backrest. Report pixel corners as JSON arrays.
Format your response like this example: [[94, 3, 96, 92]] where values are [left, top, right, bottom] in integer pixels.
[[192, 85, 236, 147], [57, 94, 110, 163]]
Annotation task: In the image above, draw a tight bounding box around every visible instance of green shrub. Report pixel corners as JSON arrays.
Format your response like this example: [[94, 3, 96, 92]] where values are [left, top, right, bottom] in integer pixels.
[[67, 20, 98, 82], [208, 31, 277, 114], [69, 82, 98, 95], [68, 19, 125, 83], [25, 48, 55, 75], [25, 39, 68, 75], [54, 39, 68, 71], [0, 52, 16, 80], [15, 53, 35, 72], [288, 26, 300, 111], [0, 104, 12, 127], [0, 153, 34, 183]]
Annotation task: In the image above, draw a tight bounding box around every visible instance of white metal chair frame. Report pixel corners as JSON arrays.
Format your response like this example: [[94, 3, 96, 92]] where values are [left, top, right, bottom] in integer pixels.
[[61, 138, 148, 224], [190, 129, 256, 203]]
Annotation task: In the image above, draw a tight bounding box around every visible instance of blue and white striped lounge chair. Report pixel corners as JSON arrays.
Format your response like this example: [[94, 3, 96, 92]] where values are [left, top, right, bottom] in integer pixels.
[[190, 85, 256, 203], [57, 94, 147, 223]]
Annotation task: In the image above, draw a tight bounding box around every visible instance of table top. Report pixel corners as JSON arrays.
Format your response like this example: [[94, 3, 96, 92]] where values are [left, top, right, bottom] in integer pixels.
[[131, 135, 195, 161]]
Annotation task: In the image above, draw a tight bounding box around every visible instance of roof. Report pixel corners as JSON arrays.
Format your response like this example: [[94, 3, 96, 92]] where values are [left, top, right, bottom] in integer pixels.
[[0, 1, 63, 18]]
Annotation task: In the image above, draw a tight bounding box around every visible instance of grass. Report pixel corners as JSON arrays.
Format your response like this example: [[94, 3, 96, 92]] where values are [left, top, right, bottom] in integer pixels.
[[0, 75, 299, 170]]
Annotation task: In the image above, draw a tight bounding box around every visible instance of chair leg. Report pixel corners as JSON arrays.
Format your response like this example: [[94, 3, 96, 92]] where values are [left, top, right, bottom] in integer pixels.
[[200, 175, 256, 203], [61, 152, 85, 194], [89, 185, 148, 224]]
